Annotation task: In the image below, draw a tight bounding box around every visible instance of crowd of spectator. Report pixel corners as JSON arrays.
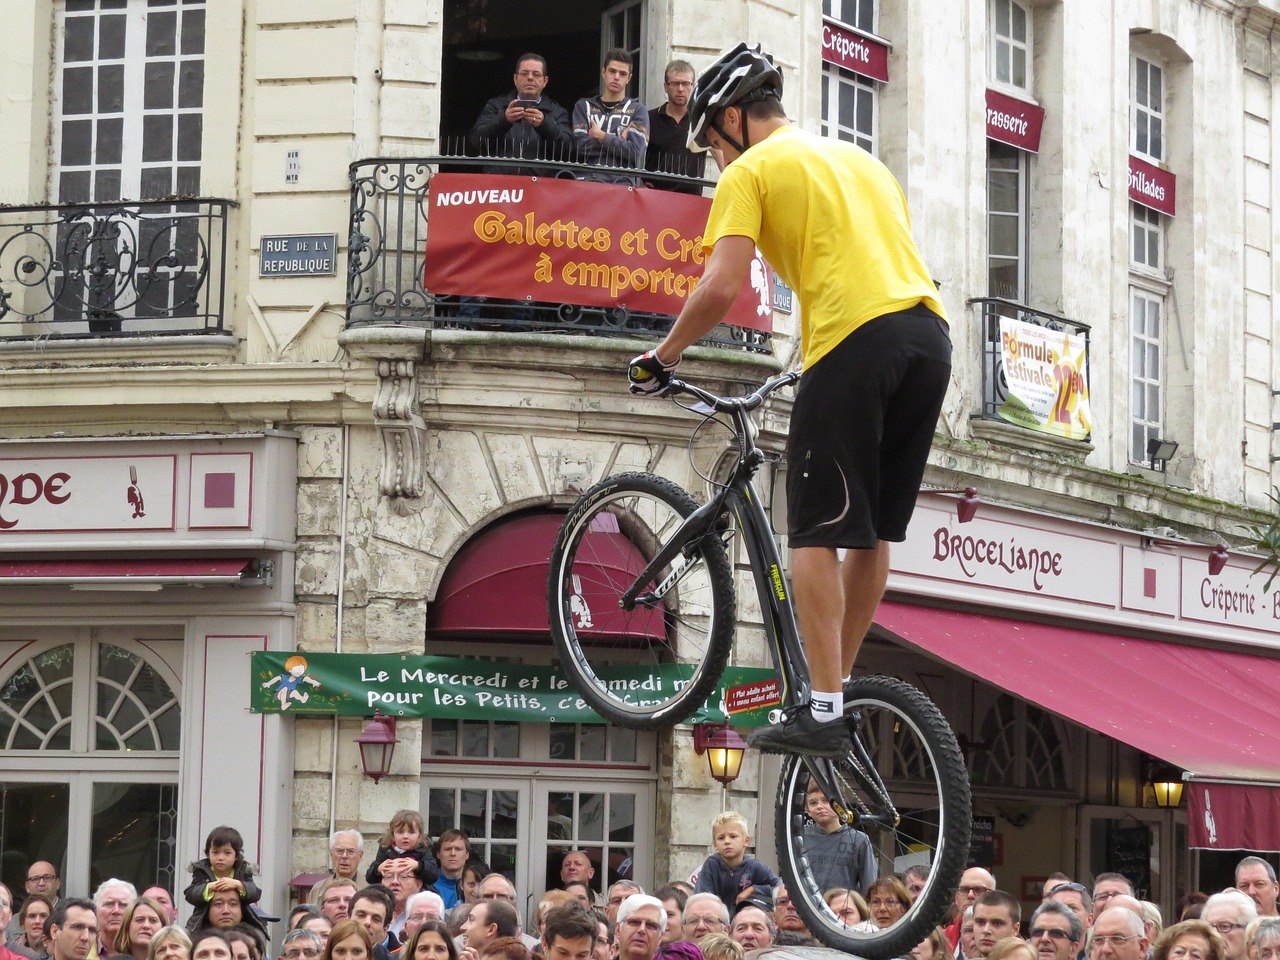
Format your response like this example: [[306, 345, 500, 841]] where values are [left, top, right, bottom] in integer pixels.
[[4, 805, 1279, 960]]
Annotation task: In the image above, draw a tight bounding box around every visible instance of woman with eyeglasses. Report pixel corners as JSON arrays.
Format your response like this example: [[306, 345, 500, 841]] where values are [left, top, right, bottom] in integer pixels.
[[1153, 920, 1225, 960], [1245, 918, 1280, 960], [866, 877, 911, 930]]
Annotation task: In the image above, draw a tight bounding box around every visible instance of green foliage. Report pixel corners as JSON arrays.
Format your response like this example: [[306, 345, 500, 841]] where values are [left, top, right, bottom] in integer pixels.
[[1244, 486, 1280, 592]]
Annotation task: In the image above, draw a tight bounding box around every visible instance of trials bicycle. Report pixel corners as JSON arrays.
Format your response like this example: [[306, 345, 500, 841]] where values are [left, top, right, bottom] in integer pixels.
[[547, 372, 972, 959]]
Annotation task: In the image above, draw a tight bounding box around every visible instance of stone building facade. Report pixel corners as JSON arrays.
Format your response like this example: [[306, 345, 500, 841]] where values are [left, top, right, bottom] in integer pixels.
[[1, 0, 1279, 929]]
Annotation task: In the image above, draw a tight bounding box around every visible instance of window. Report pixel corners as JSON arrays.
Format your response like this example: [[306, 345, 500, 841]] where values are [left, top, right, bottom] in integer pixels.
[[990, 0, 1031, 91], [54, 0, 206, 203], [824, 0, 875, 31], [1130, 288, 1164, 465], [972, 694, 1068, 791], [0, 629, 182, 896], [987, 141, 1028, 302], [602, 0, 642, 99], [821, 65, 877, 153], [1132, 56, 1164, 162], [1131, 203, 1163, 273]]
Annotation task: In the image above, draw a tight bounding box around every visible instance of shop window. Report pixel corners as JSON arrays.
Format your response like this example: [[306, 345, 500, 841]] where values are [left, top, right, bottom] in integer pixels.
[[1132, 55, 1165, 162], [550, 722, 637, 762], [429, 719, 521, 759], [989, 0, 1031, 91], [987, 141, 1029, 302], [0, 630, 181, 897], [973, 694, 1068, 791], [54, 0, 205, 203], [1130, 287, 1165, 465], [821, 65, 877, 154]]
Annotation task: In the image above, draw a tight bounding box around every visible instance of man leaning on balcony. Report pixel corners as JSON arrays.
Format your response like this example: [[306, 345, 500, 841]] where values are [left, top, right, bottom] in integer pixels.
[[573, 47, 649, 185], [467, 52, 574, 176]]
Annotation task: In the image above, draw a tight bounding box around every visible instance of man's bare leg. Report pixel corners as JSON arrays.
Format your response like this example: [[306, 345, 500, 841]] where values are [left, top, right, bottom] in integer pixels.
[[791, 546, 846, 695], [839, 540, 891, 676]]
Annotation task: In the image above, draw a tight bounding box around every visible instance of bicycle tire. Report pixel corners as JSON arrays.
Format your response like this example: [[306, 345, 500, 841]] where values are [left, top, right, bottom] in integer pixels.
[[548, 472, 736, 729], [775, 675, 972, 959]]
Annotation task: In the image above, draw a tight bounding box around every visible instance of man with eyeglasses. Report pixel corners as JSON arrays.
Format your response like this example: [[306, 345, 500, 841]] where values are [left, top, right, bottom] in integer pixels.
[[7, 866, 62, 942], [1203, 890, 1258, 960], [467, 53, 574, 176], [1236, 857, 1280, 918], [772, 883, 808, 937], [47, 899, 98, 960], [946, 868, 996, 952], [1029, 900, 1083, 960], [1088, 907, 1148, 960], [1091, 875, 1134, 914], [384, 869, 423, 946], [682, 893, 729, 945], [399, 890, 446, 949], [605, 883, 644, 925], [280, 929, 325, 960], [644, 60, 707, 195], [330, 831, 366, 882], [615, 896, 664, 960], [1048, 883, 1094, 942], [313, 878, 359, 924]]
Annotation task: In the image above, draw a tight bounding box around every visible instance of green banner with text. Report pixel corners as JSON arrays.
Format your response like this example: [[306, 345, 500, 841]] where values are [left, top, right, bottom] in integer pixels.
[[251, 652, 782, 726]]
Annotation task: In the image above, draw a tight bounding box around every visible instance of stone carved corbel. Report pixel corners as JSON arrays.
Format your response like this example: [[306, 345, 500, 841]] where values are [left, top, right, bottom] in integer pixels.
[[372, 358, 426, 499]]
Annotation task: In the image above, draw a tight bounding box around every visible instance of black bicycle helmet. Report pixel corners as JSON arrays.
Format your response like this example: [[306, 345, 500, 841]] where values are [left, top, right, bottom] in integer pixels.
[[686, 42, 784, 152]]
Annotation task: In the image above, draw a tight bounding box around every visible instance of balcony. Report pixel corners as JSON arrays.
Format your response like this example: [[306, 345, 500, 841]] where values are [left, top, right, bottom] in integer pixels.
[[0, 198, 232, 342], [970, 297, 1093, 447], [346, 154, 771, 353]]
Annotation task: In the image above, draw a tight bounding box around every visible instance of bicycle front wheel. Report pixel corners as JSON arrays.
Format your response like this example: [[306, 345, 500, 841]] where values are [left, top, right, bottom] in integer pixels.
[[547, 472, 736, 729], [776, 675, 972, 959]]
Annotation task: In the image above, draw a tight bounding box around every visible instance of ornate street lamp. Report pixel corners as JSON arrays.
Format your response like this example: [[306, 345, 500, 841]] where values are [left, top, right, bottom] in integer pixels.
[[355, 710, 399, 783], [693, 721, 748, 786]]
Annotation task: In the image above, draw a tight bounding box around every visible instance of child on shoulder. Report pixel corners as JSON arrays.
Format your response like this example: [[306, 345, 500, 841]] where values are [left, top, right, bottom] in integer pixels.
[[366, 809, 440, 885], [183, 825, 262, 933], [692, 811, 779, 912]]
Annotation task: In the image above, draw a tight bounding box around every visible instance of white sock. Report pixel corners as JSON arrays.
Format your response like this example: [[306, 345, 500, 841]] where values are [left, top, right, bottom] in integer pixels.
[[810, 691, 842, 723]]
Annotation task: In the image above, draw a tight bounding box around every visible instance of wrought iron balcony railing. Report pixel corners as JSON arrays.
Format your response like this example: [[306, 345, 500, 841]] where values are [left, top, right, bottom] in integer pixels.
[[0, 198, 232, 341], [347, 153, 770, 353], [971, 297, 1092, 438]]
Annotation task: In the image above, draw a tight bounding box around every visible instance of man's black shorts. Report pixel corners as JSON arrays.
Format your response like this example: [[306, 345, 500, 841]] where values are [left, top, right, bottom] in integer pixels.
[[786, 304, 952, 549]]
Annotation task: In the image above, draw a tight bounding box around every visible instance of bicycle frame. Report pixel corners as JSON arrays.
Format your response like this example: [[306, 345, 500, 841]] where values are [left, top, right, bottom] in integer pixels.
[[617, 372, 900, 826]]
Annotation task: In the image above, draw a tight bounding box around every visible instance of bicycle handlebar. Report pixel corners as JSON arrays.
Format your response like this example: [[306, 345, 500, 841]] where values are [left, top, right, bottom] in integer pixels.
[[666, 371, 800, 413]]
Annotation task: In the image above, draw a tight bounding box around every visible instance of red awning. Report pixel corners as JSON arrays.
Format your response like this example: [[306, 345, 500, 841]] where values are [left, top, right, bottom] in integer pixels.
[[1186, 781, 1280, 851], [429, 512, 664, 639], [0, 558, 258, 585], [873, 600, 1280, 783]]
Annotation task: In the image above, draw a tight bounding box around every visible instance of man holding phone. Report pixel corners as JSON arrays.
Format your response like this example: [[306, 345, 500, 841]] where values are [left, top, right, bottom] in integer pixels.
[[467, 52, 574, 175]]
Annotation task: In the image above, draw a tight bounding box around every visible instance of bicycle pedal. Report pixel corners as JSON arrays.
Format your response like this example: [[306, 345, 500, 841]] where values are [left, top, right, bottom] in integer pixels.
[[767, 708, 785, 724]]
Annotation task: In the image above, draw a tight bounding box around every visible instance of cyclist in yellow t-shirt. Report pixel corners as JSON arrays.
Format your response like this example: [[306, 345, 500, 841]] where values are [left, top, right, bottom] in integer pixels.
[[628, 43, 952, 758]]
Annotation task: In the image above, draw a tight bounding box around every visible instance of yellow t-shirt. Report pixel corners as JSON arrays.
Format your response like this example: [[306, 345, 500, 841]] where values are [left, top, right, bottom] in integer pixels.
[[703, 125, 946, 368]]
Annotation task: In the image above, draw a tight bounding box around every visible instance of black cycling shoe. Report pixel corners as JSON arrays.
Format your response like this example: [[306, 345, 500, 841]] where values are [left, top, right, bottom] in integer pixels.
[[747, 706, 853, 757]]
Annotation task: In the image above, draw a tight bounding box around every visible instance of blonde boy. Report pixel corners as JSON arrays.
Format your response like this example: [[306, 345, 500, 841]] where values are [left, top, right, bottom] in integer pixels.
[[692, 812, 780, 912]]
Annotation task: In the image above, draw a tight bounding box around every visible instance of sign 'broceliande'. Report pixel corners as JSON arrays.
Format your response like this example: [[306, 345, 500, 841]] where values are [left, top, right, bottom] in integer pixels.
[[933, 527, 1064, 591], [423, 173, 773, 330], [250, 652, 779, 726]]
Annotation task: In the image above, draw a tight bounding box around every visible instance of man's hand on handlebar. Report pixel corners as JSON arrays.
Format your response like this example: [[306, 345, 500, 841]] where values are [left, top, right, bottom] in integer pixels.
[[627, 349, 680, 395]]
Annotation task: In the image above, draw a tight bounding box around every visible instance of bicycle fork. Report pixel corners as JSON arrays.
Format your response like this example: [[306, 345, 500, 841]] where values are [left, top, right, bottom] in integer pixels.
[[804, 718, 902, 831]]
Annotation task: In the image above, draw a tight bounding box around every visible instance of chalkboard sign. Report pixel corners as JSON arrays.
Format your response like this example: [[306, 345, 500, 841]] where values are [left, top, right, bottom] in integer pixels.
[[968, 815, 997, 868], [1109, 825, 1151, 899]]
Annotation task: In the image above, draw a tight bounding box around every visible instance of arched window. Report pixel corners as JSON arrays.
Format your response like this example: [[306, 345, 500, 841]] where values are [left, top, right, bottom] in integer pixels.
[[973, 693, 1069, 791], [0, 629, 182, 896]]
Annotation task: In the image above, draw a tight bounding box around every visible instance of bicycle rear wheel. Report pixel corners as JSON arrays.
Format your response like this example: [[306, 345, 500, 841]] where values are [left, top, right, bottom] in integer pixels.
[[775, 675, 971, 959], [547, 472, 736, 729]]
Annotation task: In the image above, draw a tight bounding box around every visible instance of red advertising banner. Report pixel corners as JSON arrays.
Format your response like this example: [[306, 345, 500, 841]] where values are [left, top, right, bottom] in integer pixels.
[[423, 174, 774, 330], [1129, 154, 1176, 216], [1187, 781, 1280, 851], [985, 88, 1045, 153], [821, 18, 890, 83]]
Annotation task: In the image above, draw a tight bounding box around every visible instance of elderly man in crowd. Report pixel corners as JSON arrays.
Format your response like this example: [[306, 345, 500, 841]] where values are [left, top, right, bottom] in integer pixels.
[[93, 879, 136, 957], [400, 891, 447, 949], [1088, 906, 1148, 960], [330, 830, 367, 881], [948, 868, 997, 950], [682, 893, 729, 945], [729, 904, 774, 951], [614, 895, 664, 960], [1029, 900, 1083, 960], [1204, 890, 1258, 960]]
